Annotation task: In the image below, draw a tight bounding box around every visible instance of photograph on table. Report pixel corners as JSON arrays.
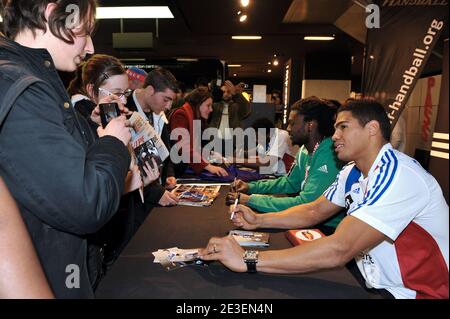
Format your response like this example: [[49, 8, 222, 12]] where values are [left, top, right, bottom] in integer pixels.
[[171, 184, 221, 207]]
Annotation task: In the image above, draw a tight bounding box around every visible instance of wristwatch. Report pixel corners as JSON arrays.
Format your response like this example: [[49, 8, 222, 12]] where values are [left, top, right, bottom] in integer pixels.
[[243, 250, 259, 273]]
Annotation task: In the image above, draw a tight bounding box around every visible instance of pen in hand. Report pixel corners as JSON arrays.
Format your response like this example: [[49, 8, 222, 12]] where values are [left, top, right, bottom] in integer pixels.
[[230, 192, 239, 220], [232, 177, 237, 192]]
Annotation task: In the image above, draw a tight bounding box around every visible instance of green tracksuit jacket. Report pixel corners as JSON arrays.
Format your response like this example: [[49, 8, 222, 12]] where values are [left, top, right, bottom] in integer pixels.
[[247, 137, 345, 228]]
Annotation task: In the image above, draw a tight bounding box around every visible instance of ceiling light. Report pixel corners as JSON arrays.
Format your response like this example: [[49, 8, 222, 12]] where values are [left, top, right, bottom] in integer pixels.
[[120, 58, 146, 62], [304, 35, 335, 41], [241, 0, 250, 7], [268, 62, 271, 65], [237, 11, 242, 15], [232, 36, 262, 40], [267, 69, 272, 73], [96, 6, 174, 19], [176, 58, 199, 62], [228, 64, 242, 68], [233, 74, 237, 77], [273, 59, 279, 66], [239, 15, 247, 22]]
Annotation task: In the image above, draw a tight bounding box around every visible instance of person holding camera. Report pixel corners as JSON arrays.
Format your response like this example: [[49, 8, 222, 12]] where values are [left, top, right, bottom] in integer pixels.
[[208, 80, 252, 156], [68, 54, 159, 193], [68, 54, 162, 285]]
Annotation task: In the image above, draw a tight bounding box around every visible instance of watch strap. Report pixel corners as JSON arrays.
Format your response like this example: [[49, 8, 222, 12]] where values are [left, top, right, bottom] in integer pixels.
[[243, 250, 258, 273], [245, 260, 257, 273]]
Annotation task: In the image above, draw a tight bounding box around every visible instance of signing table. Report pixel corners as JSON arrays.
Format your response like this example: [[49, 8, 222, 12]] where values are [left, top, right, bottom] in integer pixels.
[[96, 185, 380, 299]]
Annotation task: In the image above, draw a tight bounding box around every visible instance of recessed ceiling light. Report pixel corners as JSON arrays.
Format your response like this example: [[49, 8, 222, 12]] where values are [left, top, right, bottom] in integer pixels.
[[268, 62, 271, 65], [241, 0, 250, 7], [273, 59, 279, 66], [304, 35, 335, 41], [232, 36, 262, 40], [176, 58, 199, 62], [96, 6, 174, 19], [237, 11, 242, 15], [228, 64, 242, 68], [267, 69, 272, 73], [233, 74, 237, 77], [239, 15, 247, 22]]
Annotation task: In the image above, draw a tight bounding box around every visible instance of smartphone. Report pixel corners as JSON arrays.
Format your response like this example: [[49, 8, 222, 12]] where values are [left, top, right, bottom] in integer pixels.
[[99, 102, 120, 128]]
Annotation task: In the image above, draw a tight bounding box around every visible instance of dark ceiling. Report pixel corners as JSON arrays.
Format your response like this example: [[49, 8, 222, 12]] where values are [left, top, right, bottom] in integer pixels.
[[94, 0, 366, 82], [91, 0, 447, 88]]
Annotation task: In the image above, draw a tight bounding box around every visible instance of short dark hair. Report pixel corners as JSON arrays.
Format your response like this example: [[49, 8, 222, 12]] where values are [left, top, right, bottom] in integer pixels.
[[290, 96, 336, 137], [195, 76, 209, 89], [1, 0, 97, 44], [338, 99, 391, 142], [143, 68, 178, 93], [177, 81, 187, 94], [185, 87, 213, 118], [251, 118, 275, 132], [68, 54, 125, 100], [327, 99, 341, 109]]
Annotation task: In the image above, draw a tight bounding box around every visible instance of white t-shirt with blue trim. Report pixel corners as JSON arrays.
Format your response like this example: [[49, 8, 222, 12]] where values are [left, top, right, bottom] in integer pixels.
[[324, 143, 449, 299]]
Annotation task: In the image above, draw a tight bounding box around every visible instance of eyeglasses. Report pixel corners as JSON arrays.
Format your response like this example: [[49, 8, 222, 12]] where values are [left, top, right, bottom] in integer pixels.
[[98, 87, 132, 99]]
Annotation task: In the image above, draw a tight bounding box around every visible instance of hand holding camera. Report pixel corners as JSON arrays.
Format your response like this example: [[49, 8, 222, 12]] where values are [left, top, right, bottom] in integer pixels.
[[90, 89, 131, 126], [96, 114, 131, 146]]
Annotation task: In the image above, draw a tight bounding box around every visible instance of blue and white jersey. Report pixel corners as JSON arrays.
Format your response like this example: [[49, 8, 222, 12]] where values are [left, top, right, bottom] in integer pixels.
[[323, 143, 449, 299]]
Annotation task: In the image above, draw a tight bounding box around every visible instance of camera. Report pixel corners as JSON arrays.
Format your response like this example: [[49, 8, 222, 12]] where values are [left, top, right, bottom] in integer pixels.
[[99, 102, 120, 128]]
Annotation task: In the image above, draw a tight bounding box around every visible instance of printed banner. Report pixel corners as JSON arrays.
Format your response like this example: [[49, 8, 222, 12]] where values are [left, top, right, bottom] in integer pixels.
[[362, 0, 448, 128]]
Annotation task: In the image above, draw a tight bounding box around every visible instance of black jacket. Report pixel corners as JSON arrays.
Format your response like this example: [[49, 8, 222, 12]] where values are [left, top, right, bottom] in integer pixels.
[[126, 93, 175, 204], [72, 97, 99, 133], [208, 93, 251, 130], [71, 97, 157, 274], [0, 36, 130, 298]]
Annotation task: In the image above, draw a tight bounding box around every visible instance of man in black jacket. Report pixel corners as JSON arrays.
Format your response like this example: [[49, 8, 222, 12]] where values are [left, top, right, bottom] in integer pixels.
[[0, 0, 131, 298], [208, 80, 251, 156], [126, 68, 180, 206]]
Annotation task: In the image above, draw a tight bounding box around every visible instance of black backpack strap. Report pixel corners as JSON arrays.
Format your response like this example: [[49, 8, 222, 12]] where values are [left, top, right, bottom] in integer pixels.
[[0, 75, 40, 126]]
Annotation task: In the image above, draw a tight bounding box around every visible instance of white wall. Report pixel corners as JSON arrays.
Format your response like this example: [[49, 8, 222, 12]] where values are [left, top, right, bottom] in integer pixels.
[[301, 80, 351, 102], [402, 75, 442, 156]]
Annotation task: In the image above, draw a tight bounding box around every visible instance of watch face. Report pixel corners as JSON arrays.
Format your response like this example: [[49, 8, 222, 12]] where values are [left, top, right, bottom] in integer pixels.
[[244, 250, 258, 261]]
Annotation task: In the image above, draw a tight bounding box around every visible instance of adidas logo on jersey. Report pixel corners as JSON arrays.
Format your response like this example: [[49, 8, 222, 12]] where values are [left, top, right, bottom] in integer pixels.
[[317, 165, 328, 173]]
